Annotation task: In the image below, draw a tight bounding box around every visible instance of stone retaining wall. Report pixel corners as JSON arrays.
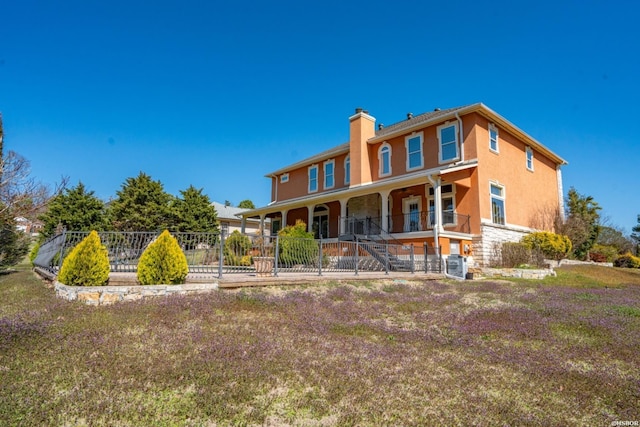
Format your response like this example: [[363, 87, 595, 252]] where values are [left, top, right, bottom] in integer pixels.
[[54, 281, 219, 306], [477, 267, 556, 280]]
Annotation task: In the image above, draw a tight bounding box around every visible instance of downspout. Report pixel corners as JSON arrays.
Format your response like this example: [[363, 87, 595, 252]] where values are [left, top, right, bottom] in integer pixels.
[[455, 112, 464, 162]]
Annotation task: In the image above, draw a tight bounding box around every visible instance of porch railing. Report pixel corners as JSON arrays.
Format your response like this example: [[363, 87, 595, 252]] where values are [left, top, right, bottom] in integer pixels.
[[341, 212, 471, 236]]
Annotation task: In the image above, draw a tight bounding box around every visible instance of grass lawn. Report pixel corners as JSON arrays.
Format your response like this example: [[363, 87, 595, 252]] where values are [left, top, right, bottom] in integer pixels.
[[1, 265, 639, 426]]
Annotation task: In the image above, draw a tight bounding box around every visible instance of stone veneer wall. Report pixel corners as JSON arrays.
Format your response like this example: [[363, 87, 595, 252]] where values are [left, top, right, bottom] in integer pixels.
[[54, 282, 219, 306], [472, 223, 532, 267], [478, 267, 556, 280]]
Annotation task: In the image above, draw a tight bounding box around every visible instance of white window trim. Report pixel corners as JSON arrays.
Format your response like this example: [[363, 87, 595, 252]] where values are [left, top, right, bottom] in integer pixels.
[[489, 123, 499, 153], [308, 164, 318, 193], [323, 159, 335, 190], [490, 182, 506, 225], [437, 122, 460, 164], [378, 142, 392, 177], [405, 132, 424, 171], [344, 155, 350, 185], [428, 184, 457, 225], [526, 146, 534, 171], [280, 173, 289, 184]]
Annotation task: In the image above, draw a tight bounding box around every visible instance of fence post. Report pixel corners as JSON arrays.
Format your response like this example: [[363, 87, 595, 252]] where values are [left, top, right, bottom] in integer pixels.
[[274, 235, 279, 277], [318, 239, 323, 276], [57, 229, 67, 273], [384, 243, 389, 275], [218, 231, 225, 279], [354, 238, 359, 276], [410, 243, 415, 274], [424, 242, 428, 273]]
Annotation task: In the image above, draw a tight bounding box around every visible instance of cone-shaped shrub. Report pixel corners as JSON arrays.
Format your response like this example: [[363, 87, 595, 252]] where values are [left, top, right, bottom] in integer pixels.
[[137, 230, 188, 285], [58, 231, 110, 286]]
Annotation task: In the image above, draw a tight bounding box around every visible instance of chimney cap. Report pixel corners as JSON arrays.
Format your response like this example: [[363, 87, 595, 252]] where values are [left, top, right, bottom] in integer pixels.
[[355, 107, 363, 114]]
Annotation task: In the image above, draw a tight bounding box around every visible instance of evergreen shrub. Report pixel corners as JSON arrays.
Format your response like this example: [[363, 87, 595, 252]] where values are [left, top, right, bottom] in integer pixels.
[[29, 241, 40, 266], [224, 230, 252, 266], [522, 231, 572, 260], [58, 231, 110, 286], [278, 220, 318, 266], [137, 230, 188, 285], [613, 253, 640, 269]]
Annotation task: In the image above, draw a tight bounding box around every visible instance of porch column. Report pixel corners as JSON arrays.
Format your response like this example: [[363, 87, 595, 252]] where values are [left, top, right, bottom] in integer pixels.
[[379, 190, 390, 232], [307, 204, 315, 233], [339, 198, 348, 235], [281, 209, 288, 227], [433, 177, 444, 232], [241, 216, 247, 234]]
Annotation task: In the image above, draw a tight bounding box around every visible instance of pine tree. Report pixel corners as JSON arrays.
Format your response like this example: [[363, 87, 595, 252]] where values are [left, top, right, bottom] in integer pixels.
[[560, 187, 602, 260], [631, 214, 640, 255], [172, 185, 219, 233], [109, 172, 173, 232], [39, 182, 107, 238]]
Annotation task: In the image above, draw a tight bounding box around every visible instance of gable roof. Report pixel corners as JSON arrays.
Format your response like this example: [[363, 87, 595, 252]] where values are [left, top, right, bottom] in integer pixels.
[[265, 103, 566, 177], [211, 202, 252, 221]]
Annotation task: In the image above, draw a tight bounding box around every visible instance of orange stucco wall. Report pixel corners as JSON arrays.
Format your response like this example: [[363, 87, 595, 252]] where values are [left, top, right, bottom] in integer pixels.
[[470, 113, 561, 229]]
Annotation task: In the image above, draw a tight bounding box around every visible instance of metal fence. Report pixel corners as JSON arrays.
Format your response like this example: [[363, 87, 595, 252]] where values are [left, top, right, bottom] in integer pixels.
[[33, 231, 443, 279]]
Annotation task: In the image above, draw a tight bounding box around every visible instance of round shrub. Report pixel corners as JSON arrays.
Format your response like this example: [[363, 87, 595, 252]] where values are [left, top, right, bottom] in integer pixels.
[[224, 230, 252, 266], [522, 231, 572, 261], [613, 253, 640, 269], [58, 231, 110, 286], [589, 244, 619, 263], [278, 220, 318, 267], [137, 230, 188, 285]]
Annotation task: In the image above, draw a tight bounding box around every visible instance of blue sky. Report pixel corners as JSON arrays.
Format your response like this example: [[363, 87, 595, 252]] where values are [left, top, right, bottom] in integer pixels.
[[1, 0, 638, 232]]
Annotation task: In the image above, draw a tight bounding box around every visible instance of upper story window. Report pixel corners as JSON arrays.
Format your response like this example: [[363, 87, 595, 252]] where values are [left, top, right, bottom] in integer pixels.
[[280, 173, 289, 184], [378, 143, 392, 177], [526, 147, 534, 171], [489, 124, 499, 152], [405, 132, 424, 171], [308, 165, 318, 193], [438, 122, 459, 163], [324, 159, 335, 189], [490, 183, 505, 225], [344, 155, 350, 185]]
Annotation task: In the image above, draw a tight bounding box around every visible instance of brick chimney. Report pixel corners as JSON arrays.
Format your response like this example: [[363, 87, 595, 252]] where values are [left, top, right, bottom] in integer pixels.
[[349, 108, 376, 187]]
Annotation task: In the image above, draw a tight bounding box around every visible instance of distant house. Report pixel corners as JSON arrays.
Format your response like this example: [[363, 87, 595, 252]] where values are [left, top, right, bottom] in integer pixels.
[[240, 103, 567, 267], [15, 217, 43, 235], [212, 202, 269, 236]]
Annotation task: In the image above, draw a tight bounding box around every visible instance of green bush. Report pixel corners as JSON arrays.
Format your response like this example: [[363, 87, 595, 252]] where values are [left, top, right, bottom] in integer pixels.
[[278, 220, 318, 267], [522, 231, 572, 261], [29, 241, 40, 266], [613, 253, 640, 269], [224, 230, 252, 266], [58, 231, 110, 286], [589, 244, 619, 263], [137, 230, 188, 285]]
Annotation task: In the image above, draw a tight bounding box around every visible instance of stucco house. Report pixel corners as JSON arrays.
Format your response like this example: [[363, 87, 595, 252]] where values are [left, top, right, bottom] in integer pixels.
[[241, 103, 567, 266]]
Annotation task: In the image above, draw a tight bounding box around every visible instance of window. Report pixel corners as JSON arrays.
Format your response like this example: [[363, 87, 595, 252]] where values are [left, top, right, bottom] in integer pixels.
[[308, 165, 318, 193], [489, 124, 499, 152], [438, 123, 459, 163], [280, 173, 289, 183], [344, 155, 350, 185], [491, 183, 505, 225], [405, 132, 424, 171], [526, 147, 534, 171], [378, 143, 392, 177], [324, 159, 335, 189], [428, 184, 456, 225]]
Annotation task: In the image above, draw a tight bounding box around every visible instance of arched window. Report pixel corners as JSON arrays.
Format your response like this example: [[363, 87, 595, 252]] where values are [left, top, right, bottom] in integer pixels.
[[378, 143, 392, 177]]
